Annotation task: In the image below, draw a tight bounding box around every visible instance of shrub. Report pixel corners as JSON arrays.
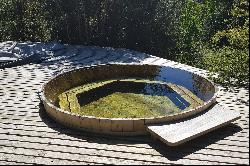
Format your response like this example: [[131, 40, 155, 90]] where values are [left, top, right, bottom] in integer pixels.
[[174, 0, 231, 66], [0, 0, 248, 86], [203, 0, 249, 86], [203, 47, 249, 86], [0, 0, 184, 59]]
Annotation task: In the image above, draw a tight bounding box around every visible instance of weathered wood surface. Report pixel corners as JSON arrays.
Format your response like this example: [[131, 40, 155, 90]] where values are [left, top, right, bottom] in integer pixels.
[[147, 104, 241, 146], [0, 42, 249, 165]]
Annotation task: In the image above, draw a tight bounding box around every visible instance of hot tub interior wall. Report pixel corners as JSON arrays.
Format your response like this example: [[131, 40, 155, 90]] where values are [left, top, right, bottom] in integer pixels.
[[44, 65, 216, 105], [44, 65, 160, 104]]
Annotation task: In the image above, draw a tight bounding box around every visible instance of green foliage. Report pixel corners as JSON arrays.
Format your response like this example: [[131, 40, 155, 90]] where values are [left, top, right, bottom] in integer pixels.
[[0, 0, 184, 57], [175, 0, 231, 66], [0, 0, 53, 41], [0, 0, 21, 40], [22, 0, 52, 41], [203, 47, 249, 86], [212, 0, 249, 49], [212, 27, 249, 49], [203, 0, 249, 86], [175, 0, 249, 86], [0, 0, 249, 86]]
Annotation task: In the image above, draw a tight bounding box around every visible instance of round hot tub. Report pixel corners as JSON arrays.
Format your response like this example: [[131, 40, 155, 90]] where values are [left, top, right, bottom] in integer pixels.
[[41, 64, 218, 136]]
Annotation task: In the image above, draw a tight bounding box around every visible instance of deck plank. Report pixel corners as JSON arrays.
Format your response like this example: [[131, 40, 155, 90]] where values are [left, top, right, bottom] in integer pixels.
[[0, 42, 249, 165]]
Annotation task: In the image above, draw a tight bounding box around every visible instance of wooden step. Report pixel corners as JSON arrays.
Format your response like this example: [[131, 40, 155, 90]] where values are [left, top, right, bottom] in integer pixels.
[[146, 104, 241, 146]]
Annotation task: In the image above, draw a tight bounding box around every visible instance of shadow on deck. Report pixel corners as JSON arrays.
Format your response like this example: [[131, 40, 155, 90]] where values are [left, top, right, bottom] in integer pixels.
[[38, 101, 242, 161]]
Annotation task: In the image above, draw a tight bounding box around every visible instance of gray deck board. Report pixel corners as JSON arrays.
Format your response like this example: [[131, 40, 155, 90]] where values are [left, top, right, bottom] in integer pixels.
[[0, 42, 249, 165]]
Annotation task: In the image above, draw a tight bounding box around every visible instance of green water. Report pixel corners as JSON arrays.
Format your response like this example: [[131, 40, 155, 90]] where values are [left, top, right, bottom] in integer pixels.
[[58, 79, 203, 118]]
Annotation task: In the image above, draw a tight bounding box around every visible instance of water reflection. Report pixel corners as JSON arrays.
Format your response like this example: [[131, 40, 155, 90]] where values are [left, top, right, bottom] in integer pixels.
[[77, 80, 190, 110], [154, 67, 214, 102]]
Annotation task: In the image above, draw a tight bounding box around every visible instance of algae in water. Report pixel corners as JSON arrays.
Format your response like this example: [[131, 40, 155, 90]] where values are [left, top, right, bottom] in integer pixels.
[[58, 79, 203, 118]]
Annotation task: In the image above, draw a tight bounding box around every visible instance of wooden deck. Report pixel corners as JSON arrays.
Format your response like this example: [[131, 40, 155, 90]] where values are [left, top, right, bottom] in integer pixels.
[[0, 42, 249, 165]]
